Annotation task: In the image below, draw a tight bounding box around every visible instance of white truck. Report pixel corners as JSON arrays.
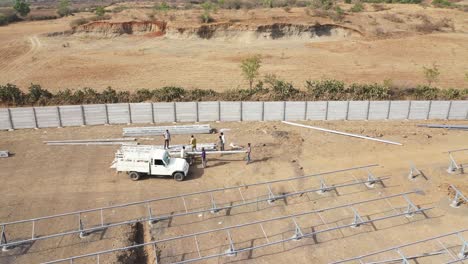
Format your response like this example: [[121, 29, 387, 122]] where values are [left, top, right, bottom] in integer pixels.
[[112, 148, 189, 181]]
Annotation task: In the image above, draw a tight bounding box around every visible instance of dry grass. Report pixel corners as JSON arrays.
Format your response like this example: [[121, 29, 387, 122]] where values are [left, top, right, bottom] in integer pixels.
[[382, 13, 404, 23]]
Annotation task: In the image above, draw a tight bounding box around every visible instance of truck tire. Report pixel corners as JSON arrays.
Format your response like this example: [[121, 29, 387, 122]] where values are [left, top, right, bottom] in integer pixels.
[[129, 171, 140, 181], [173, 172, 185, 181]]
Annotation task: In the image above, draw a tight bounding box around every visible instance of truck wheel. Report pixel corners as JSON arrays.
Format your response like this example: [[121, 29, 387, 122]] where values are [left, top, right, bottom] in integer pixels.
[[174, 172, 185, 181], [129, 172, 140, 181]]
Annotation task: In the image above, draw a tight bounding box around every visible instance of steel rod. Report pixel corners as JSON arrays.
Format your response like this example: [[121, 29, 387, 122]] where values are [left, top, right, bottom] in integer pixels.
[[331, 229, 468, 263], [282, 121, 402, 146]]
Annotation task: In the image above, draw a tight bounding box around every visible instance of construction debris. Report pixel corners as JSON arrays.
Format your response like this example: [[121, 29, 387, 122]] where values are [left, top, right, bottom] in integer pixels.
[[282, 121, 403, 146], [0, 150, 9, 158], [418, 124, 468, 130], [44, 138, 137, 146], [123, 124, 212, 137]]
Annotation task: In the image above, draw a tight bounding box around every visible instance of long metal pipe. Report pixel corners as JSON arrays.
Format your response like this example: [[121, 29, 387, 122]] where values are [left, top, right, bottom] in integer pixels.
[[282, 121, 403, 146], [331, 229, 468, 263], [1, 176, 389, 248], [42, 192, 430, 264]]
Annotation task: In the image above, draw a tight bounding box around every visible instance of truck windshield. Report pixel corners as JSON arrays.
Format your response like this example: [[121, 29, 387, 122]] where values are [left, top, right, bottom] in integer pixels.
[[163, 153, 170, 165]]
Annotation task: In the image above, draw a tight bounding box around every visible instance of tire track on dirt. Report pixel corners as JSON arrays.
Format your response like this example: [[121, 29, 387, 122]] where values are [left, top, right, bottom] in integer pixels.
[[1, 35, 42, 82]]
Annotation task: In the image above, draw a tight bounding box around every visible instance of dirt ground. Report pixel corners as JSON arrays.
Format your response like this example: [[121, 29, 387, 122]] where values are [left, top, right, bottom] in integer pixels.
[[0, 119, 467, 263], [0, 5, 468, 91]]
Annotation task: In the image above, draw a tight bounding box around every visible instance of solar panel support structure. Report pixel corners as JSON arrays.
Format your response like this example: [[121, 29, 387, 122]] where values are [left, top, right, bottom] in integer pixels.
[[449, 185, 468, 208]]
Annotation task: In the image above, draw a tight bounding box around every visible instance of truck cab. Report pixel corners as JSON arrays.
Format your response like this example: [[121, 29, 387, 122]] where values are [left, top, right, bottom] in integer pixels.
[[113, 148, 189, 181]]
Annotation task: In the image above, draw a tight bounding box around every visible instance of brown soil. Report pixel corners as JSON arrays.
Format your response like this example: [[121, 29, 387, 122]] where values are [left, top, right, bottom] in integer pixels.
[[0, 119, 467, 263], [0, 5, 467, 91]]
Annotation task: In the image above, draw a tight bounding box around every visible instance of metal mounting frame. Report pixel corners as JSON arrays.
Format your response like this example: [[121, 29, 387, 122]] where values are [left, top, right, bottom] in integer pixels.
[[41, 191, 430, 264], [0, 165, 381, 250]]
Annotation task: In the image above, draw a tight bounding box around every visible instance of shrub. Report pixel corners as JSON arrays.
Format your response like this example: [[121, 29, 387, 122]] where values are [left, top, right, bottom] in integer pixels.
[[95, 6, 105, 17], [154, 86, 186, 101], [372, 3, 388, 11], [350, 2, 364, 12], [345, 0, 352, 3], [264, 74, 299, 100], [0, 83, 25, 105], [57, 0, 72, 17], [27, 84, 52, 105], [347, 83, 390, 100], [70, 18, 89, 27], [306, 79, 346, 100], [441, 88, 461, 100], [310, 0, 335, 9], [422, 64, 440, 86], [13, 0, 29, 17], [412, 85, 439, 99], [330, 6, 345, 21], [432, 0, 452, 7]]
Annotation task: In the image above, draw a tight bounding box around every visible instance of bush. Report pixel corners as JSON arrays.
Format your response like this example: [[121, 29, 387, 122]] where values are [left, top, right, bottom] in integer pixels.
[[0, 9, 21, 26], [0, 83, 25, 105], [350, 2, 364, 12], [27, 84, 52, 105], [330, 6, 345, 22], [412, 85, 439, 99], [345, 0, 352, 3], [70, 18, 89, 27], [347, 83, 390, 100], [306, 79, 346, 100], [154, 86, 187, 101], [432, 0, 452, 7], [264, 74, 299, 100]]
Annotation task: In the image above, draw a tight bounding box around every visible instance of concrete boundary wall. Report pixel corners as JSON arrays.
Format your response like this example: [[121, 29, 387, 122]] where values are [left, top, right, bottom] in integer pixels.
[[1, 100, 467, 130]]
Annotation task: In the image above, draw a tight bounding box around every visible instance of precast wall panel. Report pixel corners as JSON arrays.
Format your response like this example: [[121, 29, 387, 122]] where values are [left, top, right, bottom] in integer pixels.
[[327, 101, 348, 120], [130, 103, 153, 124], [242, 102, 263, 121], [408, 101, 430, 120], [220, 102, 241, 121], [107, 103, 130, 124], [428, 101, 451, 120], [10, 107, 36, 129], [348, 101, 368, 120], [263, 102, 284, 121], [448, 101, 468, 120], [59, 105, 84, 126], [285, 102, 306, 121], [153, 103, 175, 123], [175, 102, 197, 122], [83, 104, 107, 125], [388, 101, 410, 120], [198, 102, 219, 122], [0, 109, 12, 130], [368, 101, 390, 120], [35, 106, 60, 128], [306, 101, 327, 120]]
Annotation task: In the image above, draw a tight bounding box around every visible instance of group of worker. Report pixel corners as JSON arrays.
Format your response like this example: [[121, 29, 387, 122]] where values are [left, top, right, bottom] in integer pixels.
[[162, 129, 252, 168]]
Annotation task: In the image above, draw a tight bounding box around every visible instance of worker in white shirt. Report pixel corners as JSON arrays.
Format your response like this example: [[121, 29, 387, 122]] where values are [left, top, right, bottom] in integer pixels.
[[180, 146, 186, 159], [220, 132, 226, 151], [163, 130, 171, 149]]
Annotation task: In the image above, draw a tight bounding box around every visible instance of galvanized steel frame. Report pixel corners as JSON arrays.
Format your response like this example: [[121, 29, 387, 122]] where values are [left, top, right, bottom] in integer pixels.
[[41, 190, 430, 264], [0, 164, 379, 249]]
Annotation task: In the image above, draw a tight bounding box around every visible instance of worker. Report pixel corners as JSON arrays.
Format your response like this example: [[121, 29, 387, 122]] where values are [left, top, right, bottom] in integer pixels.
[[246, 143, 251, 164], [220, 132, 226, 151], [201, 147, 207, 168], [190, 135, 197, 151], [180, 146, 186, 159], [218, 135, 224, 152], [163, 129, 171, 149]]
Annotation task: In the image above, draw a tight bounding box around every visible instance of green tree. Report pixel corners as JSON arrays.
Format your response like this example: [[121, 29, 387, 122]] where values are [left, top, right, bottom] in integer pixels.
[[57, 0, 72, 17], [14, 0, 30, 17], [201, 1, 214, 23], [95, 6, 105, 17], [240, 55, 262, 89], [423, 64, 440, 86], [263, 0, 274, 8]]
